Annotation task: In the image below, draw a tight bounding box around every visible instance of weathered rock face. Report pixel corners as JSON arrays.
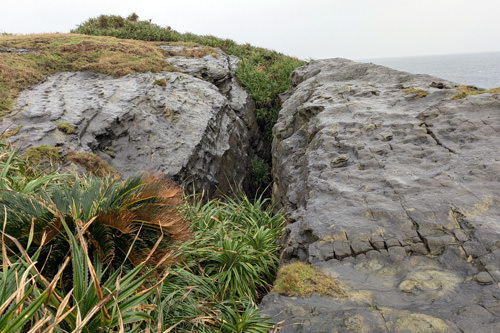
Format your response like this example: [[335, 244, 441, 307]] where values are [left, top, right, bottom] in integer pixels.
[[1, 47, 257, 195], [261, 58, 500, 331]]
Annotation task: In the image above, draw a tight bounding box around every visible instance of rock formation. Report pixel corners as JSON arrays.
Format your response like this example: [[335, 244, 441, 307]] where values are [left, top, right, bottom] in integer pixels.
[[260, 58, 500, 331], [5, 42, 500, 330], [1, 46, 258, 195]]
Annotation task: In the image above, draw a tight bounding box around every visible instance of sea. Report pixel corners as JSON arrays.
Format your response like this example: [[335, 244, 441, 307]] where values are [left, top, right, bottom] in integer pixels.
[[360, 51, 500, 89]]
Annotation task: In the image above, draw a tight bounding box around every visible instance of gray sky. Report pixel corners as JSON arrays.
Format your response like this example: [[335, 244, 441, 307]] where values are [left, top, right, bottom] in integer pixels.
[[1, 0, 500, 60]]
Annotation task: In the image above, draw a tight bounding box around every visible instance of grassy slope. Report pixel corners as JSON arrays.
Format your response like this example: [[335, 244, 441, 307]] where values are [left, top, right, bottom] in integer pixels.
[[0, 34, 182, 115], [0, 15, 305, 140]]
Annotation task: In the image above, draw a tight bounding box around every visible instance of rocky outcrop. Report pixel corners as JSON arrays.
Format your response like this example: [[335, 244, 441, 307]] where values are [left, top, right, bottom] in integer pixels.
[[261, 58, 500, 331], [1, 46, 257, 195]]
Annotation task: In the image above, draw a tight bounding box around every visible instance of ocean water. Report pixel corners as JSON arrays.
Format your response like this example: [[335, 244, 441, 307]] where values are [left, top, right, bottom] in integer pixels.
[[361, 52, 500, 89]]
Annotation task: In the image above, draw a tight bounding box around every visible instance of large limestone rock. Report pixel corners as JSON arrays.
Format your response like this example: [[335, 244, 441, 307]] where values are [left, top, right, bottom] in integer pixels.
[[261, 58, 500, 331], [1, 46, 257, 195]]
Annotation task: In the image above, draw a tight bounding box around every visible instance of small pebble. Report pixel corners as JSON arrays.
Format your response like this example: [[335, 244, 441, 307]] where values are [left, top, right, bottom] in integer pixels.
[[476, 272, 493, 284]]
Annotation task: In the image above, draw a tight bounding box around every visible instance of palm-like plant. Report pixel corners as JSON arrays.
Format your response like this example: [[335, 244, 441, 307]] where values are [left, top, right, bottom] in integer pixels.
[[0, 172, 190, 277], [0, 235, 53, 332]]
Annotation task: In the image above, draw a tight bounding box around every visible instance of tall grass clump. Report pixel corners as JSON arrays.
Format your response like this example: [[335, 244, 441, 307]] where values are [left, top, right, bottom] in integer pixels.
[[0, 142, 68, 194], [72, 14, 305, 142], [150, 193, 285, 331], [0, 213, 168, 332]]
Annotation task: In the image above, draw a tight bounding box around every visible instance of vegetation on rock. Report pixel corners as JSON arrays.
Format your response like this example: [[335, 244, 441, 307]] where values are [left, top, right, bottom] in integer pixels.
[[57, 122, 75, 134], [0, 124, 21, 139], [22, 145, 61, 165], [451, 85, 500, 100], [249, 156, 272, 194], [272, 262, 344, 297], [402, 87, 428, 98], [0, 33, 176, 115], [0, 143, 284, 331], [152, 77, 167, 86], [66, 150, 117, 177], [161, 44, 218, 58], [72, 14, 306, 141]]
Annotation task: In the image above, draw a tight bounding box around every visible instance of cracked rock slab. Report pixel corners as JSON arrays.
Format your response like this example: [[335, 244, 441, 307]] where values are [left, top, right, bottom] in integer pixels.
[[1, 47, 257, 195], [261, 58, 500, 331]]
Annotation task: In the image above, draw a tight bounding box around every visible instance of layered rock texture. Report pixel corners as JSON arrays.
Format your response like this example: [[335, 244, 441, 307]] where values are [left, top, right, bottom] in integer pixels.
[[1, 46, 257, 194], [261, 59, 500, 331]]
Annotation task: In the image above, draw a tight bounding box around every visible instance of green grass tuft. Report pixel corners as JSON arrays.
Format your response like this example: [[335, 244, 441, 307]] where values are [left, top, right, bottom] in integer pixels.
[[0, 124, 21, 138], [22, 145, 61, 165], [57, 121, 75, 134], [152, 78, 166, 87], [249, 156, 272, 194], [402, 87, 427, 98]]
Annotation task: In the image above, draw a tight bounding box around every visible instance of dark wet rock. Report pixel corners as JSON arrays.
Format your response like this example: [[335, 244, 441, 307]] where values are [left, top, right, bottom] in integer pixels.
[[1, 47, 257, 195], [260, 58, 500, 331]]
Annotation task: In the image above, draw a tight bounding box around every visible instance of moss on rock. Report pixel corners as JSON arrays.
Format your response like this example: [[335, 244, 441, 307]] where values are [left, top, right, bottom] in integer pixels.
[[272, 262, 344, 297], [66, 151, 117, 177], [23, 145, 61, 165], [152, 78, 166, 87], [57, 122, 75, 134], [402, 88, 427, 98], [451, 85, 500, 100]]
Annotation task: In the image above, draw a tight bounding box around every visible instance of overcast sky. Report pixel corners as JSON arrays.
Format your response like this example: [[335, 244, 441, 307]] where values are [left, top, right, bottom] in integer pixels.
[[2, 0, 500, 60]]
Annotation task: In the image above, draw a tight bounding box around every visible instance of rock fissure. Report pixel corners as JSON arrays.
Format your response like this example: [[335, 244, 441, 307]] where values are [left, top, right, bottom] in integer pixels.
[[4, 43, 500, 331], [399, 198, 432, 254], [420, 121, 456, 154]]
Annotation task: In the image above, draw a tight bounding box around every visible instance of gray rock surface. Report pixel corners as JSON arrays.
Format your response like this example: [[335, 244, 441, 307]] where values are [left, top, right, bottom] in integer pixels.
[[1, 47, 257, 194], [261, 58, 500, 331], [0, 48, 37, 53]]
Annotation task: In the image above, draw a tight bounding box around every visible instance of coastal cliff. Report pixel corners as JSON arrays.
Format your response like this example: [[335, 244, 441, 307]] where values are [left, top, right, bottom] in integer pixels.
[[260, 58, 500, 332], [2, 19, 500, 331]]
